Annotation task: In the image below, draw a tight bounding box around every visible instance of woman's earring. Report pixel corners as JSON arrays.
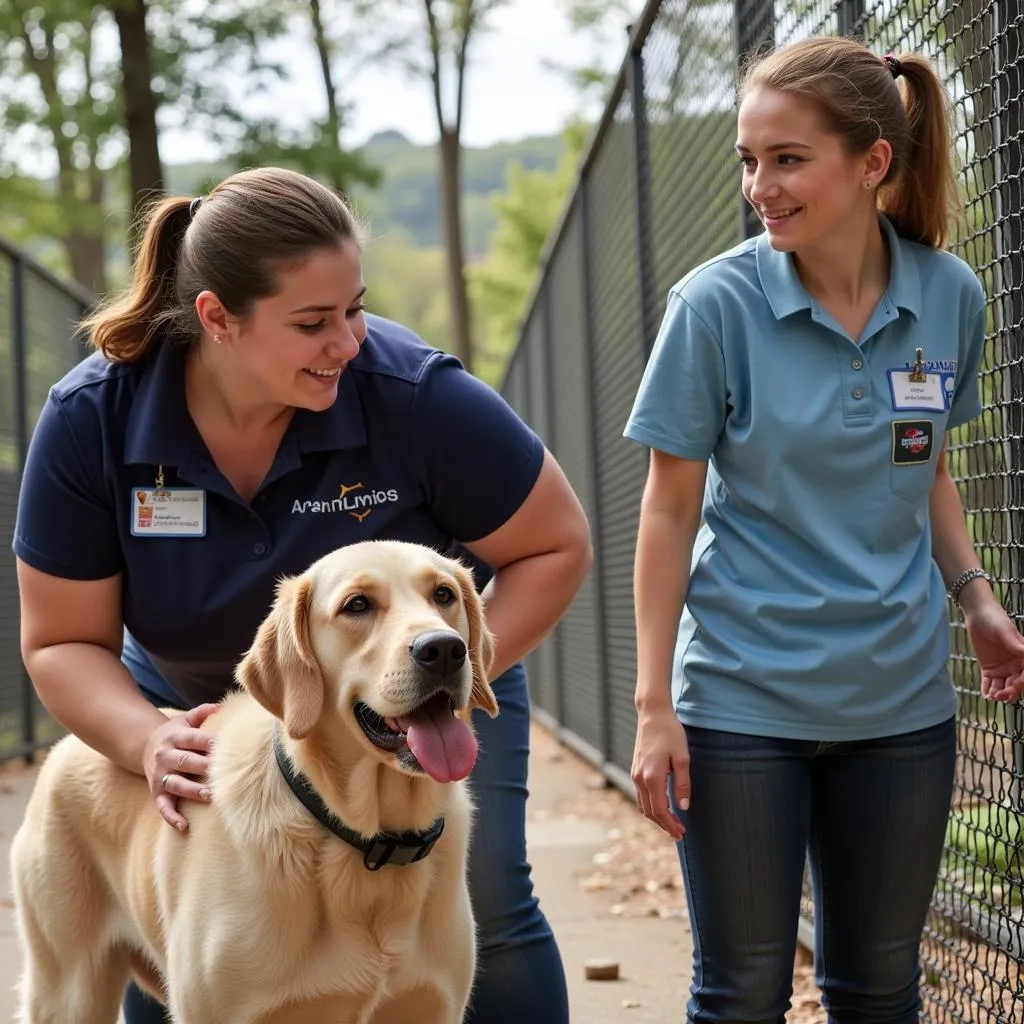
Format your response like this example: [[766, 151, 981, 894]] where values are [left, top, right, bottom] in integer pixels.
[[213, 334, 222, 345], [864, 180, 873, 189]]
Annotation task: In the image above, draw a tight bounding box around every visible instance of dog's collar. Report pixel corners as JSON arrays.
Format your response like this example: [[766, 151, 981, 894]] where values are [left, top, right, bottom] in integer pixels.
[[272, 729, 445, 871]]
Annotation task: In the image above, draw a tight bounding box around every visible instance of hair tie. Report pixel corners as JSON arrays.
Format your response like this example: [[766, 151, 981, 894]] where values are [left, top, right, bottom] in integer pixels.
[[188, 197, 204, 219], [883, 54, 902, 80]]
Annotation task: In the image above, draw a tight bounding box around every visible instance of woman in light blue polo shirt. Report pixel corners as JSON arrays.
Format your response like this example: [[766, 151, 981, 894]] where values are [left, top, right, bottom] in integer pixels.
[[625, 37, 1024, 1024], [13, 167, 591, 1023]]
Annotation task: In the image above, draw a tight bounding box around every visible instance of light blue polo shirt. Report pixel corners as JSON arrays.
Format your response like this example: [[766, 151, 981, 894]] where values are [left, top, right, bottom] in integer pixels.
[[624, 216, 987, 741]]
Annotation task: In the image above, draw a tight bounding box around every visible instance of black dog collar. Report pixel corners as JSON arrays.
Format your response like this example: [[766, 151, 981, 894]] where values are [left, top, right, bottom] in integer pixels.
[[272, 729, 445, 871]]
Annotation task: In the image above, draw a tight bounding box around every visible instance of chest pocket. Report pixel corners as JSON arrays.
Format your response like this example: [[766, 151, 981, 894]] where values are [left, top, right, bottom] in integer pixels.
[[889, 417, 940, 503]]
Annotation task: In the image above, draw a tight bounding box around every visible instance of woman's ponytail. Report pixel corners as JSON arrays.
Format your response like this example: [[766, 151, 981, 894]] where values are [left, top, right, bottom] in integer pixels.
[[878, 53, 962, 250], [80, 196, 193, 363]]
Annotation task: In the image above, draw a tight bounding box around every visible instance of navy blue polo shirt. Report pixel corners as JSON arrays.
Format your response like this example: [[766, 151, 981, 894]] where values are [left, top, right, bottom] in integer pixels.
[[625, 216, 987, 741], [14, 314, 544, 707]]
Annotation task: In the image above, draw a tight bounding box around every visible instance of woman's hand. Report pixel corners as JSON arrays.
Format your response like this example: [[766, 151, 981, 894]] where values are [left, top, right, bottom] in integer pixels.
[[631, 705, 690, 841], [965, 602, 1024, 703], [142, 703, 220, 832]]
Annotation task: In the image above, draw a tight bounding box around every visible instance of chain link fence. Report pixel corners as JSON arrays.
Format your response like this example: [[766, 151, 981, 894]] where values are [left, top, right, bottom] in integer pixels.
[[0, 238, 90, 761], [502, 0, 1024, 1015]]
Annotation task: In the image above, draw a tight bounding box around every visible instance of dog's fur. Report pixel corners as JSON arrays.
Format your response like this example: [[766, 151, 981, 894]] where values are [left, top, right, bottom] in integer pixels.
[[10, 540, 498, 1024]]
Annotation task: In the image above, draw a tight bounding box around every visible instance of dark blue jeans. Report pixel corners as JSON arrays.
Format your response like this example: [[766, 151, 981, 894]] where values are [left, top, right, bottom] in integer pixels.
[[673, 717, 956, 1024], [122, 660, 568, 1023]]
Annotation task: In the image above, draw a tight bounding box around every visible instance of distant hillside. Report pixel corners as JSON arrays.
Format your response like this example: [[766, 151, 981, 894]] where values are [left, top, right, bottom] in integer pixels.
[[2, 128, 571, 367], [164, 130, 566, 259]]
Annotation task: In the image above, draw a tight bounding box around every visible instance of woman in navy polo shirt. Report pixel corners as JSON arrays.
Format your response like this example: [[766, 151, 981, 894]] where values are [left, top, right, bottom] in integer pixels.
[[626, 37, 1024, 1024], [13, 167, 590, 1023]]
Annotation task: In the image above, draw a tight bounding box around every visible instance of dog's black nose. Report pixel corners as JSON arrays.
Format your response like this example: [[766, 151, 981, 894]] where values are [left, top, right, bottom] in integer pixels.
[[409, 630, 467, 677]]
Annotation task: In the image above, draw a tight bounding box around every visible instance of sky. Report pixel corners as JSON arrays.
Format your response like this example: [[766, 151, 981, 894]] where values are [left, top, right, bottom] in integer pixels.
[[159, 0, 635, 163]]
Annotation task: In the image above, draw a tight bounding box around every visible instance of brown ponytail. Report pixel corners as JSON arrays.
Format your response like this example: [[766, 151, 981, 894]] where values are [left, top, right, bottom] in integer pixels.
[[81, 196, 192, 363], [81, 167, 367, 364], [878, 53, 960, 250], [739, 37, 961, 249]]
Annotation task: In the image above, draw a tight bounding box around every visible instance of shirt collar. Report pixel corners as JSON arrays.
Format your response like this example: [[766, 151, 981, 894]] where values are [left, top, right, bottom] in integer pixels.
[[124, 339, 367, 468], [756, 214, 922, 322]]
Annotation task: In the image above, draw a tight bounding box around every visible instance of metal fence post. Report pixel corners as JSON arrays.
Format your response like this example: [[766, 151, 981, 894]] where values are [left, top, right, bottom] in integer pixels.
[[539, 280, 566, 728], [626, 28, 659, 352], [995, 0, 1024, 811], [734, 0, 775, 240], [837, 0, 865, 39], [10, 254, 34, 758], [578, 178, 613, 765]]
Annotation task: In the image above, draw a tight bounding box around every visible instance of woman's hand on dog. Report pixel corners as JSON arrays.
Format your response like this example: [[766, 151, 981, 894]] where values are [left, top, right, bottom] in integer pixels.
[[143, 704, 220, 833], [631, 706, 690, 842]]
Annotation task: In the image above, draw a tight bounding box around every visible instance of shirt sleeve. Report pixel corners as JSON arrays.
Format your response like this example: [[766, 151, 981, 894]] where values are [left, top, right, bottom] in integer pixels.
[[12, 391, 124, 580], [623, 289, 728, 459], [411, 352, 545, 543], [946, 302, 986, 430]]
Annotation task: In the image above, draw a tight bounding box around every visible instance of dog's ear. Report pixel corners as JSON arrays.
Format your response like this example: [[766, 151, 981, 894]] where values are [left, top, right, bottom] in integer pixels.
[[454, 562, 499, 718], [236, 575, 324, 739]]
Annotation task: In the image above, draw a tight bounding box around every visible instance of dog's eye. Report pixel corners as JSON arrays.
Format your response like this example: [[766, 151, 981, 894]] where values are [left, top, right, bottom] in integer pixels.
[[435, 585, 456, 606], [341, 594, 372, 614]]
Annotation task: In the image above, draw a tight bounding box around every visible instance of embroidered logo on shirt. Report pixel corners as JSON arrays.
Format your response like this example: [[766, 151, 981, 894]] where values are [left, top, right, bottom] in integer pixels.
[[891, 421, 933, 465], [290, 481, 399, 520]]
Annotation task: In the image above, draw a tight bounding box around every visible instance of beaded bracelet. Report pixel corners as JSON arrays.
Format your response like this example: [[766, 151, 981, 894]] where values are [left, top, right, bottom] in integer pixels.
[[948, 567, 994, 605]]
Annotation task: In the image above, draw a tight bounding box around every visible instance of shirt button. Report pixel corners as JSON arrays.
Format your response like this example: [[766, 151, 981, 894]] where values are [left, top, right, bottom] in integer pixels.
[[851, 358, 863, 370], [852, 388, 864, 400], [253, 542, 267, 556]]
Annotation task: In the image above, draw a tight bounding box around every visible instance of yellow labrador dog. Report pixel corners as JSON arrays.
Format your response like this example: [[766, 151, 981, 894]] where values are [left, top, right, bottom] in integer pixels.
[[10, 540, 498, 1024]]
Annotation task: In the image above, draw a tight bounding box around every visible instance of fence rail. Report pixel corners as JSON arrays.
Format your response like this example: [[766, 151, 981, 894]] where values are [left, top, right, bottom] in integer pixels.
[[0, 238, 90, 761], [502, 0, 1024, 1015]]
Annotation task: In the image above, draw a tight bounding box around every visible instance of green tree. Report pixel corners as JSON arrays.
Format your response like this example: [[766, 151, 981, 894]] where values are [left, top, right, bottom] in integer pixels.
[[110, 0, 163, 240], [0, 0, 119, 294], [303, 0, 382, 195], [361, 228, 451, 351], [349, 0, 508, 373], [156, 2, 379, 193], [468, 121, 586, 387], [0, 1, 381, 295]]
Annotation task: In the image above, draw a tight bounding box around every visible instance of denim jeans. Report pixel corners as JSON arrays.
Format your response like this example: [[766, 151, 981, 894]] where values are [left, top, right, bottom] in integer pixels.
[[673, 717, 956, 1024], [121, 656, 568, 1024]]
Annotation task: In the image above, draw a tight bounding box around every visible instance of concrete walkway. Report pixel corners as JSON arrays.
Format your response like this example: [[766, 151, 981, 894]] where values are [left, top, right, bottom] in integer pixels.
[[0, 724, 694, 1022]]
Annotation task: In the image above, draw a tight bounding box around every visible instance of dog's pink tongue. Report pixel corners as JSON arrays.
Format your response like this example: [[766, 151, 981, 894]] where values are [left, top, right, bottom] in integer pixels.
[[398, 698, 478, 783]]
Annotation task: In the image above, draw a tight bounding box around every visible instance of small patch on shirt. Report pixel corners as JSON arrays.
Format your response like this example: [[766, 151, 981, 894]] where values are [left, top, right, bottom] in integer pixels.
[[891, 420, 933, 465]]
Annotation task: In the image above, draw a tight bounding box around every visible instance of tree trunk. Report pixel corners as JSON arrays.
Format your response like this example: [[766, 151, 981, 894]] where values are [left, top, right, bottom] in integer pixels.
[[112, 0, 164, 242], [309, 0, 345, 194], [439, 128, 472, 371], [66, 231, 108, 298]]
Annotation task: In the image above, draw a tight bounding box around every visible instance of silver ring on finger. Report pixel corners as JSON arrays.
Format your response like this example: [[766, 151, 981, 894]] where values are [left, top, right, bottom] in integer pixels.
[[161, 773, 173, 789]]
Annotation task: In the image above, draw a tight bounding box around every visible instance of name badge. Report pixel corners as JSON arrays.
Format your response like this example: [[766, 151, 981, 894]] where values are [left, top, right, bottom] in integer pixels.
[[131, 487, 206, 537], [887, 370, 946, 412]]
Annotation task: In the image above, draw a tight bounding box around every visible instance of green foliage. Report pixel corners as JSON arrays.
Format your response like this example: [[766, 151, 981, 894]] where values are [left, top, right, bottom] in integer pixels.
[[545, 0, 637, 107], [94, 131, 567, 357], [468, 121, 587, 386], [348, 132, 565, 250], [360, 228, 452, 352], [942, 797, 1024, 913], [0, 0, 381, 290], [947, 800, 1023, 879], [0, 1, 125, 288], [0, 0, 582, 371], [351, 130, 573, 365]]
